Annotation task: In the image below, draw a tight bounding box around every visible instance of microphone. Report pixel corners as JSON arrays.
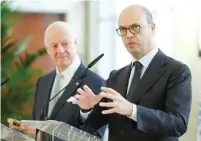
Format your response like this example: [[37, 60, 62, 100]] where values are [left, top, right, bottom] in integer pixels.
[[39, 53, 104, 119], [35, 54, 104, 140], [35, 53, 104, 140], [1, 78, 9, 86], [87, 54, 104, 68], [50, 54, 104, 117]]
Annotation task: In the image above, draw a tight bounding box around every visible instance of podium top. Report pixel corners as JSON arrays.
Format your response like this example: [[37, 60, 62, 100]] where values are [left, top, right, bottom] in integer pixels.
[[0, 123, 34, 141], [22, 120, 102, 141]]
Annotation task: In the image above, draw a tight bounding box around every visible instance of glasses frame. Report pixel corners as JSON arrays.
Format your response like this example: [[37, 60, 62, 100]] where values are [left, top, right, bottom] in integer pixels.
[[116, 24, 141, 36]]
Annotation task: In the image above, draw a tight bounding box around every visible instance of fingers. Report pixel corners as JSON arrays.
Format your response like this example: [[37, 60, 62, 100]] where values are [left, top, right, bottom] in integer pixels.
[[83, 85, 95, 95], [100, 92, 117, 100], [75, 85, 95, 101], [99, 102, 116, 108], [72, 99, 78, 104], [102, 108, 116, 114], [101, 87, 120, 95], [77, 85, 95, 96], [7, 118, 29, 131], [77, 88, 85, 95], [8, 118, 21, 125], [8, 118, 21, 130], [74, 94, 80, 100]]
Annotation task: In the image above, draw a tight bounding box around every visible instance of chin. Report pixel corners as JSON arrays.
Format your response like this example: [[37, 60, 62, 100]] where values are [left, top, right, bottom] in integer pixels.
[[127, 48, 139, 53], [57, 60, 71, 66]]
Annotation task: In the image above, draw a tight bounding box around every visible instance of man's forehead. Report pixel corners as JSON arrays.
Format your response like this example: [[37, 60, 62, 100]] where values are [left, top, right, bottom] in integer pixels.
[[46, 29, 75, 41], [118, 18, 142, 27], [118, 6, 147, 27], [46, 36, 75, 46], [48, 37, 74, 43], [45, 23, 76, 38]]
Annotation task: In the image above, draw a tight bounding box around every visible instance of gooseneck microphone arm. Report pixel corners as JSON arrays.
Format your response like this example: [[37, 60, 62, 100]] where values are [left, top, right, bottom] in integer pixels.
[[35, 54, 104, 141]]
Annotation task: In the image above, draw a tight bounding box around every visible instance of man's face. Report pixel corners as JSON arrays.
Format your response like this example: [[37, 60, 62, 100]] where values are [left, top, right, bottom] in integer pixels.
[[117, 8, 155, 57], [45, 27, 77, 71]]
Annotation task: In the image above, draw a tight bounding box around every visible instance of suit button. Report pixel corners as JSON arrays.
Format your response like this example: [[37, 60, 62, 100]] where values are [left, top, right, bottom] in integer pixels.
[[120, 130, 124, 134]]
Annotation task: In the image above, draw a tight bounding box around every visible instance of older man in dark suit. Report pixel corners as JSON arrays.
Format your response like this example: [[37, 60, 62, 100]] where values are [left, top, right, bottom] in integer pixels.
[[8, 21, 105, 140], [74, 5, 192, 141]]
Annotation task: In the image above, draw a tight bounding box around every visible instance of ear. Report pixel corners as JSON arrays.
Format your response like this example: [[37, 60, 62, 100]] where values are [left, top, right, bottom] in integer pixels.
[[74, 37, 77, 46], [150, 23, 156, 35], [44, 45, 50, 54]]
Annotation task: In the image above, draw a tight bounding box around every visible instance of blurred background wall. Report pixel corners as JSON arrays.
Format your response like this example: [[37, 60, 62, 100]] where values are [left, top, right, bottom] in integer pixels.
[[1, 0, 201, 140]]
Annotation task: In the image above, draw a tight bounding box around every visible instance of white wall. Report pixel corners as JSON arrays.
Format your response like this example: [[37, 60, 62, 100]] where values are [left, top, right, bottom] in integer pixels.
[[172, 0, 201, 140], [66, 1, 87, 61]]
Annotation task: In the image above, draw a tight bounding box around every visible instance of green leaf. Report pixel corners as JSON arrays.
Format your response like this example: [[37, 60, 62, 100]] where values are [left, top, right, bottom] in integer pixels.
[[1, 1, 47, 126], [1, 1, 22, 29], [1, 39, 17, 55], [25, 48, 47, 66], [14, 37, 31, 55]]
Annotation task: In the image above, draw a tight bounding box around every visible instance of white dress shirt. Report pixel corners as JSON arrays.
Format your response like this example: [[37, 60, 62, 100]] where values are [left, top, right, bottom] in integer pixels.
[[48, 55, 81, 116], [80, 47, 159, 122], [103, 47, 159, 141], [127, 47, 158, 121]]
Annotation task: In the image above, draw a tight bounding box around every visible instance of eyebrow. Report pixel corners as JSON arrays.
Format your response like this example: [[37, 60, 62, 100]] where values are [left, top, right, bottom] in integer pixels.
[[48, 39, 74, 45], [49, 42, 57, 46], [63, 39, 74, 42], [118, 23, 140, 28]]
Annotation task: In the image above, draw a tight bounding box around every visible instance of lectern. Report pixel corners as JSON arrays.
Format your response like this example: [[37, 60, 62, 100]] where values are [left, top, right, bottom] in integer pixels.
[[0, 123, 34, 141], [22, 120, 102, 141]]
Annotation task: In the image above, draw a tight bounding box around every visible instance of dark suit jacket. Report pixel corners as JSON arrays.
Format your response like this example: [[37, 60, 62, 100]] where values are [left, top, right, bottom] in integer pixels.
[[84, 50, 192, 141], [32, 63, 106, 140]]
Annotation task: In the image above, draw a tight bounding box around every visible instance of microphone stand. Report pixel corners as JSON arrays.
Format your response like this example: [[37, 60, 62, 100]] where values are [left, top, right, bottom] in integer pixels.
[[35, 68, 88, 141], [34, 53, 104, 141]]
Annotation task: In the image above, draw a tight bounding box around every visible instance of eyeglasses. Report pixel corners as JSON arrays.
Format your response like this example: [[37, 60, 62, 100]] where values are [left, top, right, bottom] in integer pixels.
[[116, 24, 140, 36]]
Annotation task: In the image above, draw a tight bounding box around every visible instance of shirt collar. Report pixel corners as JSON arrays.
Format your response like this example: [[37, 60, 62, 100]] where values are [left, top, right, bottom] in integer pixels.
[[56, 55, 81, 79], [132, 47, 158, 68]]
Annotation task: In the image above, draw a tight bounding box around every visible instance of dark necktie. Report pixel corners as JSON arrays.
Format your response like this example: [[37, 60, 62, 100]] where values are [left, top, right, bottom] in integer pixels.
[[126, 61, 142, 101]]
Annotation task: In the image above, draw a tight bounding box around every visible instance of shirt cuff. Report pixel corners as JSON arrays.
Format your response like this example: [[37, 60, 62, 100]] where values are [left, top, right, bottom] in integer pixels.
[[79, 109, 93, 123], [128, 104, 137, 122]]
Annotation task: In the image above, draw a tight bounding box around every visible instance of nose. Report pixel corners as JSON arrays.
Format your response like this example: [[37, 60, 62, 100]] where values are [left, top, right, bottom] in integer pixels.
[[56, 44, 65, 53], [126, 29, 134, 38]]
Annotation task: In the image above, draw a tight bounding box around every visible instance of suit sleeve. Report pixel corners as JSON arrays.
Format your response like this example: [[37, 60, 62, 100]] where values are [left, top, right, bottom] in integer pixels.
[[137, 64, 192, 137], [83, 71, 116, 133], [32, 77, 41, 120]]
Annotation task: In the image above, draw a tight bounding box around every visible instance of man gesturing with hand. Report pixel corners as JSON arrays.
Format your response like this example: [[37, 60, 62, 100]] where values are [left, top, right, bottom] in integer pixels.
[[73, 4, 192, 141]]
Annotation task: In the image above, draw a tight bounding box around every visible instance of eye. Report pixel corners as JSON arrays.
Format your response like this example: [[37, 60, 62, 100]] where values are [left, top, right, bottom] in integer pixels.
[[119, 27, 126, 32], [62, 42, 68, 46], [52, 44, 57, 48], [130, 24, 140, 30]]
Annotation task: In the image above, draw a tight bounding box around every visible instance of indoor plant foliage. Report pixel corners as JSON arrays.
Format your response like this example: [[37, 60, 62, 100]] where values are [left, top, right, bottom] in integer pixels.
[[1, 1, 47, 125]]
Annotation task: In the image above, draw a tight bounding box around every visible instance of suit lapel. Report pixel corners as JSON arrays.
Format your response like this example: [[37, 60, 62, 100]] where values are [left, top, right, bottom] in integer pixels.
[[128, 50, 168, 104], [116, 65, 131, 98], [43, 71, 56, 117], [49, 63, 86, 119]]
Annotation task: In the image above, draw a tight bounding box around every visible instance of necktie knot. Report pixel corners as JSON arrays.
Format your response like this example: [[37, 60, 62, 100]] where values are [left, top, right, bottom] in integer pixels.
[[133, 61, 142, 71], [56, 73, 64, 81], [57, 72, 63, 78]]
